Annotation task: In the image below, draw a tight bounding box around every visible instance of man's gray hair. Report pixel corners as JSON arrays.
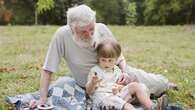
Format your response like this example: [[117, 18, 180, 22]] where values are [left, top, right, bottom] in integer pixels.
[[67, 4, 96, 27]]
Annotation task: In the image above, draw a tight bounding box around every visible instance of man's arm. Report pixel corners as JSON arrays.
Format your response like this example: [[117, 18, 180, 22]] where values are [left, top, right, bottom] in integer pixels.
[[39, 70, 52, 104], [116, 54, 138, 85], [117, 54, 126, 72]]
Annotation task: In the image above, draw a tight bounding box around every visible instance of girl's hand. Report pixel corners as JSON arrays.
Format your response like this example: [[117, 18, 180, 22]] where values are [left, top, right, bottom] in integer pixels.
[[112, 84, 119, 95], [91, 72, 102, 85]]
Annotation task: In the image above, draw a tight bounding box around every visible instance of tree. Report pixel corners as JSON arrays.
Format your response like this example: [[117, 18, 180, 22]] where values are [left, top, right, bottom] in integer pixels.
[[38, 0, 83, 25], [0, 0, 13, 24], [143, 0, 195, 25], [37, 0, 54, 13], [35, 0, 54, 24], [125, 1, 137, 25], [85, 0, 128, 25]]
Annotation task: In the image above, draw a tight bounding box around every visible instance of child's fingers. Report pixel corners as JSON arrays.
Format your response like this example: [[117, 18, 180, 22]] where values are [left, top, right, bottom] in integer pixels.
[[92, 75, 99, 80], [97, 78, 102, 82], [113, 83, 118, 87], [29, 100, 38, 108], [112, 87, 118, 95], [91, 76, 100, 83]]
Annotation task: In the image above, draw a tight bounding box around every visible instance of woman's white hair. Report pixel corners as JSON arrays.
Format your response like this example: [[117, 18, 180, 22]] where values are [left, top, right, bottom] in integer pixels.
[[67, 4, 96, 28]]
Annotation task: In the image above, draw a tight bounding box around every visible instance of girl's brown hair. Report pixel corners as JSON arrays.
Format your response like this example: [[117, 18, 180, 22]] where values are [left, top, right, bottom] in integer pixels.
[[96, 38, 121, 59]]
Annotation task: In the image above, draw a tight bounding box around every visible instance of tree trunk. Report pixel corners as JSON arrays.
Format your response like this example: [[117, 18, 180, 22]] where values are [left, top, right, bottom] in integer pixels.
[[35, 5, 38, 25]]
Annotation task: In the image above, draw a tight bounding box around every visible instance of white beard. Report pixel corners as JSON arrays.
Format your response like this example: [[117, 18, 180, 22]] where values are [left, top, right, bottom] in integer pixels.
[[72, 32, 98, 48]]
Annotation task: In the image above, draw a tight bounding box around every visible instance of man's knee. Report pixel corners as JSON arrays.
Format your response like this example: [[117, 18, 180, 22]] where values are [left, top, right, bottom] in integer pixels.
[[50, 76, 75, 88]]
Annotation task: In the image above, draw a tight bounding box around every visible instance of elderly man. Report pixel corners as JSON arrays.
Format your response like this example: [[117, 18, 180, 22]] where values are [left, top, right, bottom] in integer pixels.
[[37, 4, 174, 108]]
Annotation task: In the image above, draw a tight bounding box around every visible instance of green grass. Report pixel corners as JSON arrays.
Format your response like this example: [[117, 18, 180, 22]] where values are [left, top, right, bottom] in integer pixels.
[[0, 25, 195, 109]]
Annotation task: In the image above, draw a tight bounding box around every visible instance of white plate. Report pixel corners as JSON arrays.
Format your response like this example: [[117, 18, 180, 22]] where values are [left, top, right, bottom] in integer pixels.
[[37, 104, 54, 110]]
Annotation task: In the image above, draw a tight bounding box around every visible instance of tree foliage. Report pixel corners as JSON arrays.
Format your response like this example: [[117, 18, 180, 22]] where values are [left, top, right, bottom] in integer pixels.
[[2, 0, 195, 25], [143, 0, 195, 25], [0, 0, 13, 24], [85, 0, 129, 25], [38, 0, 83, 25], [126, 2, 137, 25], [37, 0, 54, 14], [3, 0, 35, 25]]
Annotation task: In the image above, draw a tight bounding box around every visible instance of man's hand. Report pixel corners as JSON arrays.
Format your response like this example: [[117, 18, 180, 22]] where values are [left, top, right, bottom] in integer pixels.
[[38, 97, 47, 105], [29, 100, 37, 109], [117, 72, 137, 85], [29, 98, 47, 109]]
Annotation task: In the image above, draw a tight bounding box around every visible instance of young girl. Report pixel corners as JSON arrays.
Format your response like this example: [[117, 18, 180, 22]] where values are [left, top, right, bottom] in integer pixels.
[[85, 38, 153, 110]]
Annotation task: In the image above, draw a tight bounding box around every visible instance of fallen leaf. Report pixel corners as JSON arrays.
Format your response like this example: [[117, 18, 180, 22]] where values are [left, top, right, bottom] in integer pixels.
[[0, 67, 16, 73], [20, 74, 28, 79], [28, 64, 42, 70]]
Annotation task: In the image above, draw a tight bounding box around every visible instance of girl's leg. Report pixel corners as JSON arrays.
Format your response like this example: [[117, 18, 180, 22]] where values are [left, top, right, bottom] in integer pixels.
[[123, 103, 136, 110], [128, 82, 152, 110]]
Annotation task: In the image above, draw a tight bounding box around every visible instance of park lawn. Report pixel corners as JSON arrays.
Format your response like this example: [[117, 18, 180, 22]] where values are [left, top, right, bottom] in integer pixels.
[[0, 25, 195, 109]]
